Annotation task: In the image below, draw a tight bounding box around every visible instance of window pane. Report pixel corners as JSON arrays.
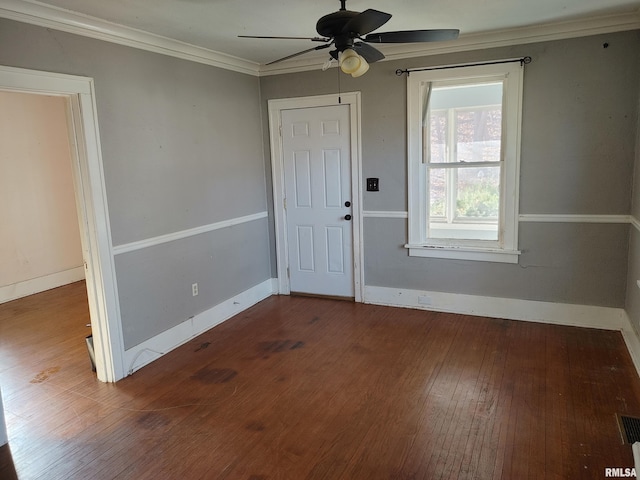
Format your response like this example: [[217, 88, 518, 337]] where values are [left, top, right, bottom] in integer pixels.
[[456, 107, 502, 163], [428, 82, 503, 164], [427, 110, 447, 163], [428, 166, 499, 241], [456, 166, 500, 220], [428, 168, 446, 217]]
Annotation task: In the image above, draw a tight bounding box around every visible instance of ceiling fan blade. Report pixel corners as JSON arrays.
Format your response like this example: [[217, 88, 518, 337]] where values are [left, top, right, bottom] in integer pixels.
[[353, 42, 385, 63], [239, 35, 331, 43], [342, 9, 392, 36], [364, 29, 460, 43], [266, 43, 332, 65]]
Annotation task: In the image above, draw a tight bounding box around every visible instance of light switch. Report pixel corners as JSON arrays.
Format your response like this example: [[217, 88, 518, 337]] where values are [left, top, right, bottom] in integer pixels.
[[366, 178, 379, 192]]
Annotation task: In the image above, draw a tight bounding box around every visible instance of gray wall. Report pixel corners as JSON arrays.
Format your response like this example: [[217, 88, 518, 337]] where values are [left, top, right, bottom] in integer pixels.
[[261, 31, 640, 308], [625, 69, 640, 333], [627, 229, 640, 331], [115, 219, 271, 347], [1, 15, 638, 348], [0, 18, 271, 349]]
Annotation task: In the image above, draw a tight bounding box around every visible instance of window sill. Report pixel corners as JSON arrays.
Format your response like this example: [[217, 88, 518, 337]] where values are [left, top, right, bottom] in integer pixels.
[[405, 244, 520, 264]]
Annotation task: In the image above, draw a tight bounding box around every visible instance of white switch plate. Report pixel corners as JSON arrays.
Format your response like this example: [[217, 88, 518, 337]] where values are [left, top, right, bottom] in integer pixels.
[[192, 283, 199, 296]]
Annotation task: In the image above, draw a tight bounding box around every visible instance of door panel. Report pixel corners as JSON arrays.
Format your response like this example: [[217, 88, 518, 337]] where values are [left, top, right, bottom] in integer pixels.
[[282, 105, 353, 297], [296, 226, 315, 272], [293, 151, 312, 207], [325, 226, 345, 274], [323, 150, 342, 208]]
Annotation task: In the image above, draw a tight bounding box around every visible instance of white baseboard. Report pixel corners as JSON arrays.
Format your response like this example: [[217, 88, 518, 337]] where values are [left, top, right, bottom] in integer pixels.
[[365, 285, 640, 377], [0, 266, 85, 304], [120, 280, 640, 379], [124, 278, 275, 375], [270, 278, 279, 294], [621, 314, 640, 379], [364, 285, 628, 331]]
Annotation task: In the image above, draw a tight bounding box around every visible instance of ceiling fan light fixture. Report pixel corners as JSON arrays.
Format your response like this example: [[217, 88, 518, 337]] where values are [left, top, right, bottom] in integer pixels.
[[241, 1, 459, 68], [339, 48, 361, 74], [350, 56, 369, 77]]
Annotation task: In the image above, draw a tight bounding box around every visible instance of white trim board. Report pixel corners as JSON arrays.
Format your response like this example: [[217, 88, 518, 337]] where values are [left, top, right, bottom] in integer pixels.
[[363, 211, 409, 219], [113, 211, 268, 255], [0, 266, 85, 304], [364, 285, 627, 331], [0, 0, 259, 76], [363, 212, 634, 224], [124, 278, 274, 375], [519, 214, 630, 223]]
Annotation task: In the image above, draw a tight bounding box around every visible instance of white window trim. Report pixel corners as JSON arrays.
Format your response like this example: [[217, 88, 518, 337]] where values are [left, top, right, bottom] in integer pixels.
[[406, 62, 524, 264]]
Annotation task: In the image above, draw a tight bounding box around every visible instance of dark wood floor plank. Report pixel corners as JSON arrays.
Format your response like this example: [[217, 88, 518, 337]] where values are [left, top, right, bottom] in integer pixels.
[[2, 282, 640, 479], [0, 444, 18, 480]]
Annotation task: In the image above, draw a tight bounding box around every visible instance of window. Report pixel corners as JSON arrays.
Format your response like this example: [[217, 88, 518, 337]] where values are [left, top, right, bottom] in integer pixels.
[[406, 62, 523, 263]]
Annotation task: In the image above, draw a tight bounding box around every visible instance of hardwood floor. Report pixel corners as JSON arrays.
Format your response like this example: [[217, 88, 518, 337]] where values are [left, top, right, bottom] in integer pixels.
[[2, 281, 640, 479]]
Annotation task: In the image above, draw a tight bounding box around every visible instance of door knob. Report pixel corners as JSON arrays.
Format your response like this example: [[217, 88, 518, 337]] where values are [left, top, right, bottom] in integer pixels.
[[345, 201, 351, 207], [345, 214, 352, 221]]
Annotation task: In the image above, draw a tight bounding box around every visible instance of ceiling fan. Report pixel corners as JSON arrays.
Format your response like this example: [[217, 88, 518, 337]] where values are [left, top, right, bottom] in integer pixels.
[[239, 0, 459, 76]]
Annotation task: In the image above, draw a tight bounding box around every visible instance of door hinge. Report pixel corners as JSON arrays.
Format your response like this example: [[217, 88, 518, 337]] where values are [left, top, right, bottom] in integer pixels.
[[283, 197, 287, 210], [287, 267, 290, 279], [279, 125, 282, 137]]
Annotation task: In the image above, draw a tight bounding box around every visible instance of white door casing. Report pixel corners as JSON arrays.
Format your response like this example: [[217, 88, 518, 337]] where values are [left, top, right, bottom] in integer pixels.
[[269, 93, 363, 301], [282, 105, 353, 297], [0, 65, 125, 382]]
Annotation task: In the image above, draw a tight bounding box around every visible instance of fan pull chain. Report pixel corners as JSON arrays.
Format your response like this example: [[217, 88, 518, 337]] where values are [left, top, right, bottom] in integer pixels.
[[337, 63, 342, 104]]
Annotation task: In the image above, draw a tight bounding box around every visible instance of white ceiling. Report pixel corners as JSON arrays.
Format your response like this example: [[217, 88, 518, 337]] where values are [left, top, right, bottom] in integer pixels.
[[6, 0, 640, 67]]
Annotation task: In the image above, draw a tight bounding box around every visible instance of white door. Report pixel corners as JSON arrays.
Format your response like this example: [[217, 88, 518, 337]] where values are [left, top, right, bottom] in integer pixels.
[[282, 105, 354, 297]]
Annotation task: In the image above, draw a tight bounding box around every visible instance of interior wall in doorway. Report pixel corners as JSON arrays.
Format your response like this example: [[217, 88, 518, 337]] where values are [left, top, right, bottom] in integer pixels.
[[0, 91, 84, 303]]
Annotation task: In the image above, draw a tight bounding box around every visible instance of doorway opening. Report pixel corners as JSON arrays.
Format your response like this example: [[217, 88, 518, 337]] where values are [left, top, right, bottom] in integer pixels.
[[0, 65, 125, 382], [1, 91, 85, 303]]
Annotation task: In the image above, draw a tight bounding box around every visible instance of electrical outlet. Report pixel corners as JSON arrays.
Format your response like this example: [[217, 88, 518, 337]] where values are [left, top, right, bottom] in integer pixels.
[[192, 283, 199, 297]]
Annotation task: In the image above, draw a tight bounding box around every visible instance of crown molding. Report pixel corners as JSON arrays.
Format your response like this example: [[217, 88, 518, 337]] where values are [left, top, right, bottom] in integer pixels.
[[259, 10, 640, 76], [0, 0, 261, 76], [0, 0, 637, 78]]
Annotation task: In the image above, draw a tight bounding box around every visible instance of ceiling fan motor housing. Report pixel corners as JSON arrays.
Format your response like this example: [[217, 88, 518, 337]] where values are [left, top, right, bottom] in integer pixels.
[[316, 10, 358, 51]]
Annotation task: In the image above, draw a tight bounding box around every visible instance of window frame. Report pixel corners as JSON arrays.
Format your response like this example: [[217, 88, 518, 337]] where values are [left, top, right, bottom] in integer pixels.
[[406, 62, 523, 263]]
